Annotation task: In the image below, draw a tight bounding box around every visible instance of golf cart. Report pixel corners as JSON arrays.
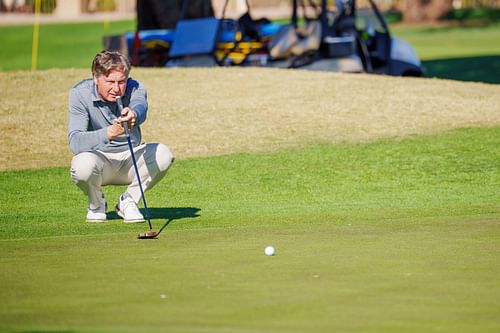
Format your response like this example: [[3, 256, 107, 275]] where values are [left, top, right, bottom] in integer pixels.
[[305, 0, 423, 76], [104, 0, 423, 76], [220, 0, 423, 76]]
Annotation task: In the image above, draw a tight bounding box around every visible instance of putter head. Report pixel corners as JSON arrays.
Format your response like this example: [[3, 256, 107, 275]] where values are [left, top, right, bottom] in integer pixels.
[[138, 230, 159, 239]]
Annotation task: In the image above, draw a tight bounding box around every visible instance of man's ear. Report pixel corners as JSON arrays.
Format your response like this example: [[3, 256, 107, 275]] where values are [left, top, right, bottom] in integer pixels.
[[93, 75, 98, 85]]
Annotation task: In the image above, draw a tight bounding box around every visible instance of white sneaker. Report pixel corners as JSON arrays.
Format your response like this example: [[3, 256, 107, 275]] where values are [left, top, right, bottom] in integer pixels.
[[86, 193, 107, 223], [115, 193, 145, 223]]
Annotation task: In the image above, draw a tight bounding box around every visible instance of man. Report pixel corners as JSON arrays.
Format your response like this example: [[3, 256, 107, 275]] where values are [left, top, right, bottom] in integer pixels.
[[68, 50, 174, 223]]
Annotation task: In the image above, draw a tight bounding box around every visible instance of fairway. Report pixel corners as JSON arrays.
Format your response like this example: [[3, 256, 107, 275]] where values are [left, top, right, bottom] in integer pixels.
[[0, 67, 499, 332]]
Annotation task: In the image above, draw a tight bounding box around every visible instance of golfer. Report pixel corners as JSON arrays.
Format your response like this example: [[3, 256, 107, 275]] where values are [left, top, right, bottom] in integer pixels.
[[68, 50, 174, 223]]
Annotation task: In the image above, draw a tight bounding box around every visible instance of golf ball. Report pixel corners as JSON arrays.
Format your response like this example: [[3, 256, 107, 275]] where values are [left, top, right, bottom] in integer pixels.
[[265, 246, 275, 256]]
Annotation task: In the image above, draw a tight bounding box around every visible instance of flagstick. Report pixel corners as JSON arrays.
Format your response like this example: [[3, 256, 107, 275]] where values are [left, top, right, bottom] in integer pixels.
[[31, 0, 41, 71]]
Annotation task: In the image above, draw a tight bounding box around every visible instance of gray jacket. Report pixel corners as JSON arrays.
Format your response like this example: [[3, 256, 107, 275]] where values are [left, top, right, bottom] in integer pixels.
[[68, 77, 147, 155]]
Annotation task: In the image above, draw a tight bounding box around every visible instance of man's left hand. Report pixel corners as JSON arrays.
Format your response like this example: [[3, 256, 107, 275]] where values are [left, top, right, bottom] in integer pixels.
[[119, 107, 137, 130]]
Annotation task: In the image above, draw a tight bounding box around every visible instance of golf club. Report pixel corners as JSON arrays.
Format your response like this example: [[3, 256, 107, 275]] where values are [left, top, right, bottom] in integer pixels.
[[116, 96, 158, 239]]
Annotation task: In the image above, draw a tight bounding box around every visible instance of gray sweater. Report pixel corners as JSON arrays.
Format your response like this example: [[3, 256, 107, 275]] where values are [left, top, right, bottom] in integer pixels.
[[68, 77, 147, 155]]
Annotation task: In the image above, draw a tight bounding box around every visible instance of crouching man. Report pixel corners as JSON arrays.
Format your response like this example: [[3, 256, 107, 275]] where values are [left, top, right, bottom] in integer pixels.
[[68, 50, 174, 223]]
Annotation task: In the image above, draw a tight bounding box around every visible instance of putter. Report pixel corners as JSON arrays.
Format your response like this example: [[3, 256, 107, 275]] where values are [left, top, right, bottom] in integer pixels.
[[116, 97, 158, 239]]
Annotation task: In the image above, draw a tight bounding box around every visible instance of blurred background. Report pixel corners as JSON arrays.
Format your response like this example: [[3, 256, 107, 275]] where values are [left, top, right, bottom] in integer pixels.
[[1, 0, 499, 83]]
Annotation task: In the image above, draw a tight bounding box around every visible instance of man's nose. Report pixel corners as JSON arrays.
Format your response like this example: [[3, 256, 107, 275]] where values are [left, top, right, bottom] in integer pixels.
[[112, 82, 120, 91]]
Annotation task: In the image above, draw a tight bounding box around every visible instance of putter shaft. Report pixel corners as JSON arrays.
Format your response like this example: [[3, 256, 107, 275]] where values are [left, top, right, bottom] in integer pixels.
[[116, 97, 157, 238]]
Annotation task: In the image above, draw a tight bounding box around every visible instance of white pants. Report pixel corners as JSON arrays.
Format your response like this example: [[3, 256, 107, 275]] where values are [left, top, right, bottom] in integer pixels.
[[70, 143, 174, 209]]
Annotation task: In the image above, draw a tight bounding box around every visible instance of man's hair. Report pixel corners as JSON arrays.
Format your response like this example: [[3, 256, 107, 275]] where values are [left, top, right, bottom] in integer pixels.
[[91, 50, 131, 78]]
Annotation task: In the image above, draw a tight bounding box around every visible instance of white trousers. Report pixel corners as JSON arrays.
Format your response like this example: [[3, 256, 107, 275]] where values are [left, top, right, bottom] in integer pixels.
[[70, 143, 174, 209]]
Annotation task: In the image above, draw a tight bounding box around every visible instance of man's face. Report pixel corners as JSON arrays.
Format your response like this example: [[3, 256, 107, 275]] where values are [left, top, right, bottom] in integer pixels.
[[94, 68, 128, 102]]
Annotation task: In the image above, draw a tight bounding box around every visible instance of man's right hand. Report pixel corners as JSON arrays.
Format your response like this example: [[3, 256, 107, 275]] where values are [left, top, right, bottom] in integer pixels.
[[107, 119, 124, 140]]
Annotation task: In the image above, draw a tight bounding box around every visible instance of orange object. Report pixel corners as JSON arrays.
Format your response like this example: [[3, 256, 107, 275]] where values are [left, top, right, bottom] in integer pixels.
[[131, 31, 141, 66]]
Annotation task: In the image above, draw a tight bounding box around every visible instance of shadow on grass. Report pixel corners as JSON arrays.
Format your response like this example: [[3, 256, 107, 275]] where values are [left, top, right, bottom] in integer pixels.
[[19, 331, 73, 333], [148, 207, 201, 221], [154, 207, 201, 235], [423, 55, 500, 84], [107, 206, 201, 227]]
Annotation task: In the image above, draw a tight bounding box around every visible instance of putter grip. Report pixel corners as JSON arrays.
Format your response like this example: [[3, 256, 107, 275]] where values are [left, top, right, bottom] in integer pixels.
[[116, 96, 124, 110], [123, 121, 130, 136], [115, 96, 130, 136]]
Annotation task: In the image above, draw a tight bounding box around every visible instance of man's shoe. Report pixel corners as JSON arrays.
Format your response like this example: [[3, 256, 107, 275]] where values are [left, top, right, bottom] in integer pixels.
[[86, 193, 107, 223], [115, 193, 145, 223]]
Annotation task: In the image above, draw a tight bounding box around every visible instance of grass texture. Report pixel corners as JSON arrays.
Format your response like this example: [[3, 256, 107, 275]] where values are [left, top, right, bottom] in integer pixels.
[[0, 47, 499, 331], [0, 127, 499, 332], [1, 68, 499, 171]]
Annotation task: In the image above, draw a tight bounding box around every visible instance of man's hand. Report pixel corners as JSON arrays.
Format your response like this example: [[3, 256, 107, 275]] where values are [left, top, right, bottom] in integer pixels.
[[107, 102, 138, 140], [119, 107, 137, 130], [107, 119, 124, 140]]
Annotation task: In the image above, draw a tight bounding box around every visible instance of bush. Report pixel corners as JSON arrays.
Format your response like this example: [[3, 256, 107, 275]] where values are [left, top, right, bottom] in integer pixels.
[[26, 0, 57, 14], [441, 7, 500, 22], [384, 9, 403, 24]]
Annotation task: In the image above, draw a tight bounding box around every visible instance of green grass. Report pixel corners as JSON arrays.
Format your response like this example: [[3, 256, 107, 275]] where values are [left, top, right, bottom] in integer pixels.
[[391, 22, 500, 83], [1, 127, 499, 332], [392, 23, 500, 60], [0, 20, 135, 71]]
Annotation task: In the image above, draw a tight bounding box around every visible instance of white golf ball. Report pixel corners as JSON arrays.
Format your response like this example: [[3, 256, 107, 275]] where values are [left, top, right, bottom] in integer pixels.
[[264, 246, 275, 256]]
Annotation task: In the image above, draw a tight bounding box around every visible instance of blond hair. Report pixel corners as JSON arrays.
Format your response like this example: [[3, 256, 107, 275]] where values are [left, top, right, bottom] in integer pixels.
[[91, 50, 131, 78]]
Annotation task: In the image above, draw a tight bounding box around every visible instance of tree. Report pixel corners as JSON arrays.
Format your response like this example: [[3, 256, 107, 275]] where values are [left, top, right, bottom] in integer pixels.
[[402, 0, 454, 23]]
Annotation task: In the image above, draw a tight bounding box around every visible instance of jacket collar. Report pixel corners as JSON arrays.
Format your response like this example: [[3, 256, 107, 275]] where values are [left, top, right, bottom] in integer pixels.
[[91, 81, 103, 102]]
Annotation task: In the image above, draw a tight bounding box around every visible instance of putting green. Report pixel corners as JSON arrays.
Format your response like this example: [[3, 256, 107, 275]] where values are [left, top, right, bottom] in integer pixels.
[[1, 217, 498, 333], [1, 128, 499, 332]]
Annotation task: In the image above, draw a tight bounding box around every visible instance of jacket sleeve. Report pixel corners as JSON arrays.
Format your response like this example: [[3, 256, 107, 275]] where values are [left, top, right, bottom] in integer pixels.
[[67, 88, 109, 155], [127, 80, 148, 125]]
